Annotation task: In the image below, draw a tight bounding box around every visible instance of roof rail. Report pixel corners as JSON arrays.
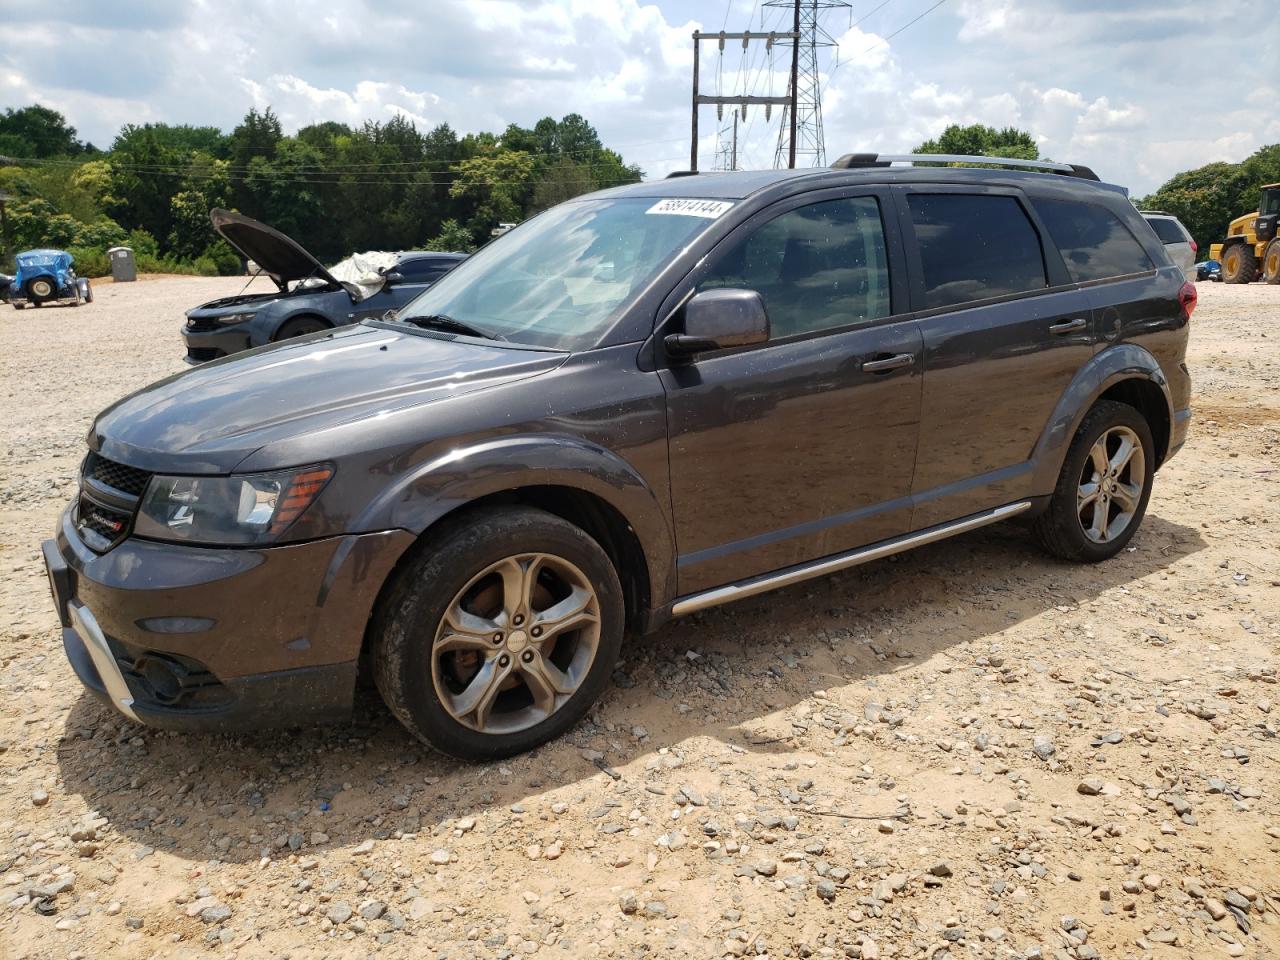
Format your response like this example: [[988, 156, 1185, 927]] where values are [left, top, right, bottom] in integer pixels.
[[830, 153, 1100, 182], [665, 170, 699, 179]]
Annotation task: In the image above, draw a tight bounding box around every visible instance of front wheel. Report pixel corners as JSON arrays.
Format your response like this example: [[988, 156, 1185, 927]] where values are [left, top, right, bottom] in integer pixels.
[[274, 315, 329, 340], [371, 506, 624, 760], [1221, 243, 1257, 284], [1033, 400, 1155, 562], [1263, 239, 1280, 285]]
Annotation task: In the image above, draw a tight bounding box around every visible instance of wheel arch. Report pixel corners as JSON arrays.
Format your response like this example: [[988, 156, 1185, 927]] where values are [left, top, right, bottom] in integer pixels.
[[351, 435, 676, 642], [270, 311, 333, 341], [1031, 343, 1174, 492]]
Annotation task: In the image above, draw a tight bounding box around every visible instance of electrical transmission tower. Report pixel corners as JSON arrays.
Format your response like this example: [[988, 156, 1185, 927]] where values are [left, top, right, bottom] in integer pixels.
[[713, 113, 740, 171], [766, 0, 850, 168]]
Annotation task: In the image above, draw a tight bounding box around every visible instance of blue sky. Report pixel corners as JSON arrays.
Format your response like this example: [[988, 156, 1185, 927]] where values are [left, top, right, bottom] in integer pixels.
[[3, 0, 1275, 194]]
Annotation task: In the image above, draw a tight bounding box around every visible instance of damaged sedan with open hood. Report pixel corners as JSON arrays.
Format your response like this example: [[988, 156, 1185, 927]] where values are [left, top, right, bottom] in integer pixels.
[[181, 208, 465, 363]]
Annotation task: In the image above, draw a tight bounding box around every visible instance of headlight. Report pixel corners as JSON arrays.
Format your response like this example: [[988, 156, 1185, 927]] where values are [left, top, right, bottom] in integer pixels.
[[134, 465, 333, 545], [214, 312, 258, 326]]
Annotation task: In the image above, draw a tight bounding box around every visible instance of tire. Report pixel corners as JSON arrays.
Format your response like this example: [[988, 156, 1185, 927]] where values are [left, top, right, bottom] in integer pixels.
[[1221, 243, 1257, 284], [274, 315, 329, 340], [371, 506, 625, 760], [83, 281, 93, 303], [27, 277, 55, 301], [1263, 239, 1280, 285], [1033, 400, 1156, 563]]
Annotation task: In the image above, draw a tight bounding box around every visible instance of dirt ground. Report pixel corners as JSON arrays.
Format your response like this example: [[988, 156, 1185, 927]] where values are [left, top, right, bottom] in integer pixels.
[[0, 277, 1276, 960]]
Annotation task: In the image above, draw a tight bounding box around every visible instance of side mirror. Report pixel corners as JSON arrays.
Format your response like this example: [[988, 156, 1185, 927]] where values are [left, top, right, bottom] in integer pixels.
[[664, 288, 769, 358], [383, 271, 405, 285]]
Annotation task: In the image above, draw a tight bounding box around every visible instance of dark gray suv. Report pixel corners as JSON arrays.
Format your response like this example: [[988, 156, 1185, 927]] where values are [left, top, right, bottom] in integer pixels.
[[43, 154, 1194, 760]]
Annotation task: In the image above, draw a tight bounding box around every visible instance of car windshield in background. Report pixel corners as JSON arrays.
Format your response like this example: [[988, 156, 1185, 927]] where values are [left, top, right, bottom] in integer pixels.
[[388, 197, 732, 350]]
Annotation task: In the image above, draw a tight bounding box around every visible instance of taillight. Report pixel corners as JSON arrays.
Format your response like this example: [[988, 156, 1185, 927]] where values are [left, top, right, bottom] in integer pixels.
[[1189, 239, 1198, 254], [1178, 280, 1197, 321]]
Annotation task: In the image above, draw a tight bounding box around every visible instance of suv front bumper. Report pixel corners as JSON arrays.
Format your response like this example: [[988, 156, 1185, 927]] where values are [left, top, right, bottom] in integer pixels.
[[44, 507, 413, 732]]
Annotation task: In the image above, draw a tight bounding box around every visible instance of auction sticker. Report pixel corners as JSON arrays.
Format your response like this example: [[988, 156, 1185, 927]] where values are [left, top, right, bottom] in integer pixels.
[[646, 198, 735, 219]]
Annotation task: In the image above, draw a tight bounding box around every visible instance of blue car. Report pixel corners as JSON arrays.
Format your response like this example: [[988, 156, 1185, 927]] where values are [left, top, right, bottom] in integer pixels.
[[10, 248, 92, 308], [182, 209, 466, 363], [1196, 259, 1221, 282]]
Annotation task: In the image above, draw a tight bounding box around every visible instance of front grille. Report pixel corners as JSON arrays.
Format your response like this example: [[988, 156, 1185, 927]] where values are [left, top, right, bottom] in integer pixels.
[[186, 346, 225, 363], [79, 453, 150, 552], [79, 501, 131, 545], [186, 316, 221, 332], [86, 452, 152, 497]]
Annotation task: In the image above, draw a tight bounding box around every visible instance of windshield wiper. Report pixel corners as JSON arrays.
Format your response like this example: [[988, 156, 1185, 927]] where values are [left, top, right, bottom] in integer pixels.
[[397, 313, 503, 341]]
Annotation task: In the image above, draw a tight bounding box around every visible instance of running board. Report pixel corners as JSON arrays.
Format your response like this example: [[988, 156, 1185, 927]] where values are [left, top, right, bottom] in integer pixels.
[[670, 501, 1032, 617]]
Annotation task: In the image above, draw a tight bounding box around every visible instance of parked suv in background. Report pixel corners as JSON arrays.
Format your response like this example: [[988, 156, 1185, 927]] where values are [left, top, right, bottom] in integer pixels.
[[44, 155, 1193, 760], [1142, 211, 1196, 280], [182, 209, 465, 363]]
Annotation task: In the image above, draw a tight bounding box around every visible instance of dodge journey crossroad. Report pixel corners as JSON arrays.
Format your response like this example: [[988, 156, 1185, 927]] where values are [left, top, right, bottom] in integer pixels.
[[44, 154, 1193, 760]]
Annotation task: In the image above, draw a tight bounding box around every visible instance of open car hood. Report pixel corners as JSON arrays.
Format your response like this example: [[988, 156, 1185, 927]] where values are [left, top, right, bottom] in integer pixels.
[[209, 208, 342, 291]]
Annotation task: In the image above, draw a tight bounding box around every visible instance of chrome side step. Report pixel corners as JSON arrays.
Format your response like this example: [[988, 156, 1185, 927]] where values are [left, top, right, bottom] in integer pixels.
[[670, 501, 1031, 617]]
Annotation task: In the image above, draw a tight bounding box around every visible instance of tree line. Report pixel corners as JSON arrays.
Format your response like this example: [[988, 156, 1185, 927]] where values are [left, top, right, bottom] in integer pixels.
[[3, 106, 1277, 277], [0, 104, 641, 276]]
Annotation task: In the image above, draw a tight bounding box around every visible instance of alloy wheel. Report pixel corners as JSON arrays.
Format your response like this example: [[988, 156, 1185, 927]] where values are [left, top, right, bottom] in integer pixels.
[[431, 552, 601, 735], [1076, 426, 1145, 544]]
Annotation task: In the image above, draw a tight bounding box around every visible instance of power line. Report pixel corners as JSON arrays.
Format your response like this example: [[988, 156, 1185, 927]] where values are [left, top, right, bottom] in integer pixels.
[[863, 0, 949, 53], [0, 154, 667, 188]]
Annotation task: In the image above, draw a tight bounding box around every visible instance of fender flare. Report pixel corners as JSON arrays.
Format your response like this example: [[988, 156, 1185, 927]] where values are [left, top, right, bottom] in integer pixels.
[[352, 433, 677, 613], [1030, 343, 1173, 492]]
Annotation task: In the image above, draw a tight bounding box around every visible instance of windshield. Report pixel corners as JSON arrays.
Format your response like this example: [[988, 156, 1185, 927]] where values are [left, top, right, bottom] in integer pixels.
[[389, 197, 732, 350], [1262, 189, 1280, 217]]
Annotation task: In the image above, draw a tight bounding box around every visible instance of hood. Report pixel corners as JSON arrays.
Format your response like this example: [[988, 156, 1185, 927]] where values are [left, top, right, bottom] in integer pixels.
[[209, 208, 342, 290], [89, 324, 566, 473]]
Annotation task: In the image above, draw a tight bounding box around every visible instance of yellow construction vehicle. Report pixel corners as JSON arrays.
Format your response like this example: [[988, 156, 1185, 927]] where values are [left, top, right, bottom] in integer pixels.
[[1210, 183, 1280, 283]]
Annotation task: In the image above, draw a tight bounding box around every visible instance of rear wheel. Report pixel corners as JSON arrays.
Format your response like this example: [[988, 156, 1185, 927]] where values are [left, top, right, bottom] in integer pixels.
[[275, 315, 329, 340], [1033, 400, 1155, 562], [1263, 239, 1280, 284], [1221, 243, 1257, 284], [371, 506, 624, 760]]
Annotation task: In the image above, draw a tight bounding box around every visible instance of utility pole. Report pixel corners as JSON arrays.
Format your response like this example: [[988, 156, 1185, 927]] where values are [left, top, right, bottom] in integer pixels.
[[731, 112, 739, 171], [689, 29, 798, 173], [768, 0, 850, 168], [787, 0, 799, 169]]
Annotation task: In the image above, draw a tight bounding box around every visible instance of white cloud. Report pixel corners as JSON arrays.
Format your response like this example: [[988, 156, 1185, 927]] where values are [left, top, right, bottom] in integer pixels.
[[0, 0, 1271, 193]]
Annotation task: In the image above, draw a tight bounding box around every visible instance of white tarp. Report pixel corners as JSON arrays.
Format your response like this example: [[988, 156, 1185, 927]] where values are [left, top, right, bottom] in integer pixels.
[[299, 250, 399, 302]]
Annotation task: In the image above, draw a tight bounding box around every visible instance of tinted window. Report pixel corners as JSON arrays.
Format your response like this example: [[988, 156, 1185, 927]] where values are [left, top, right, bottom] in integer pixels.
[[699, 196, 891, 339], [1146, 217, 1187, 245], [397, 258, 453, 282], [907, 194, 1048, 309], [1036, 198, 1154, 282]]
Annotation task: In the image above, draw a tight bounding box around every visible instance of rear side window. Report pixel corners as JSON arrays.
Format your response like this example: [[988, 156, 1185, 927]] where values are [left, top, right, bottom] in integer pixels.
[[1146, 217, 1187, 245], [906, 194, 1048, 309], [698, 196, 891, 339], [397, 258, 451, 282], [1035, 199, 1154, 282]]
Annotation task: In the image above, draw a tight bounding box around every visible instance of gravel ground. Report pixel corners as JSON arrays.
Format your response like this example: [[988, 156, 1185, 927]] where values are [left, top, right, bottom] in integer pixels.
[[0, 277, 1277, 960]]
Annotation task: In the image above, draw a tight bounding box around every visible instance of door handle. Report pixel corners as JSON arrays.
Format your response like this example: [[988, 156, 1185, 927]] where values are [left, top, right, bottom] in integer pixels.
[[1049, 318, 1088, 335], [861, 352, 915, 373]]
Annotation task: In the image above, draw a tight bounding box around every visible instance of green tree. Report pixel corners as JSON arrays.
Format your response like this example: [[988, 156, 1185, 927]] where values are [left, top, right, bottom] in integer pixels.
[[106, 125, 185, 243], [424, 219, 474, 252], [0, 104, 91, 157], [914, 124, 1039, 160], [449, 151, 535, 241], [532, 157, 596, 212]]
